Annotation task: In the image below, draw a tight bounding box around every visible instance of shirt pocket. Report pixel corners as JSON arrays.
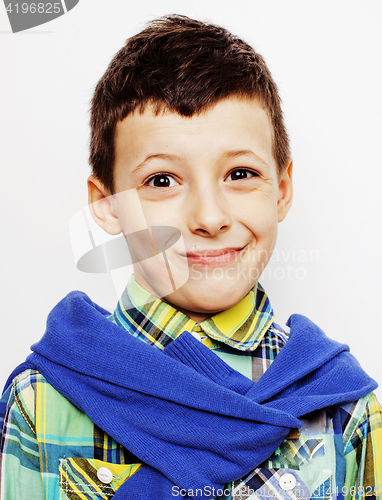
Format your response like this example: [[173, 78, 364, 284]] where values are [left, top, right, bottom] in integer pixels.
[[59, 457, 141, 499], [231, 434, 335, 500]]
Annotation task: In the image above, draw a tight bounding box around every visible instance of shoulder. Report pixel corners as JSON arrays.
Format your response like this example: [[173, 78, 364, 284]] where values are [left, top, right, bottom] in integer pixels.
[[1, 369, 44, 434], [1, 368, 96, 460], [1, 369, 87, 433], [342, 392, 382, 451]]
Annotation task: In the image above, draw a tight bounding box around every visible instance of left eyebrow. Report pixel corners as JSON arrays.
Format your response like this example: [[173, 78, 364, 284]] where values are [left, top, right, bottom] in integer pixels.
[[221, 149, 270, 169]]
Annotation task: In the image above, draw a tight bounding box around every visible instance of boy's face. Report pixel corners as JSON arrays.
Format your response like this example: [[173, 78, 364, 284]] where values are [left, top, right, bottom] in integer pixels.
[[89, 97, 292, 321]]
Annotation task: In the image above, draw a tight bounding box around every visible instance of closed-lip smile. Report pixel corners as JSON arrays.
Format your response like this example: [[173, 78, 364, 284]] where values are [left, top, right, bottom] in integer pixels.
[[179, 247, 246, 267]]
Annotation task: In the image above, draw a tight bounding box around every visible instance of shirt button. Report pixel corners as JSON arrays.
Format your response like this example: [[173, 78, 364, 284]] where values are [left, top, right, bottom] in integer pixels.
[[279, 473, 296, 491], [191, 331, 202, 341], [97, 467, 114, 484]]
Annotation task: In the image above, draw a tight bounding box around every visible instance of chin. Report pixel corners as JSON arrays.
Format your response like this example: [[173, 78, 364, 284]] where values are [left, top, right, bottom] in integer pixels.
[[164, 273, 255, 316], [188, 289, 247, 314]]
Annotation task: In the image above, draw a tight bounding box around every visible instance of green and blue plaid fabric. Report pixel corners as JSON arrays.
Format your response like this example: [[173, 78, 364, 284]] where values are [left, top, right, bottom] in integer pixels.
[[1, 277, 381, 499]]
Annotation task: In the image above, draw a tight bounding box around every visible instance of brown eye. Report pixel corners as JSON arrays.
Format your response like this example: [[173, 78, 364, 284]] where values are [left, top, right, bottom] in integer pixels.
[[226, 169, 258, 181], [146, 174, 178, 188]]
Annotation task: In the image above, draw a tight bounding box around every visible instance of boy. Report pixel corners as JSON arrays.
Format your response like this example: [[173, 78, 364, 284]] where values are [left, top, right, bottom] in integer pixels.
[[0, 14, 381, 500]]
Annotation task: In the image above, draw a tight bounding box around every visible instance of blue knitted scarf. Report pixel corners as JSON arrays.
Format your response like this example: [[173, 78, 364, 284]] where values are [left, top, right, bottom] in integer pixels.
[[5, 292, 377, 500]]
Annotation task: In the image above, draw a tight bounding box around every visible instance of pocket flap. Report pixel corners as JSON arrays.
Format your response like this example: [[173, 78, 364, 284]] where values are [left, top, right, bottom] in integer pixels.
[[59, 457, 141, 499]]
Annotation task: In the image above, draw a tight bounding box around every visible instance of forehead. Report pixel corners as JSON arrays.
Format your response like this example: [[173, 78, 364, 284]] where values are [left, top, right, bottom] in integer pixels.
[[113, 96, 276, 180]]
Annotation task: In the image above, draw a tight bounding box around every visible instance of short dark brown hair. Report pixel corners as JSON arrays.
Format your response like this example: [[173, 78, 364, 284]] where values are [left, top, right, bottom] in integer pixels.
[[90, 15, 290, 193]]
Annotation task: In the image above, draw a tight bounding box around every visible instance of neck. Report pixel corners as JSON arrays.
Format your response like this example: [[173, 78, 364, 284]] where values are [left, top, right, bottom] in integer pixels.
[[162, 301, 217, 323]]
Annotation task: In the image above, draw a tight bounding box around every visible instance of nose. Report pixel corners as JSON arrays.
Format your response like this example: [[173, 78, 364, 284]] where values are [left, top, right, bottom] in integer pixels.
[[188, 187, 231, 237]]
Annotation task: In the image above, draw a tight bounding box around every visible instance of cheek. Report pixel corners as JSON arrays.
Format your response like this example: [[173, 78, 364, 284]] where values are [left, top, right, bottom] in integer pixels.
[[140, 200, 184, 230], [240, 201, 278, 237]]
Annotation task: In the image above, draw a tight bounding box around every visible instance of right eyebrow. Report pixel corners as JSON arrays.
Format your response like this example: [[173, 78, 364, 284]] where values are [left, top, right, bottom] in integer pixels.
[[132, 153, 182, 174]]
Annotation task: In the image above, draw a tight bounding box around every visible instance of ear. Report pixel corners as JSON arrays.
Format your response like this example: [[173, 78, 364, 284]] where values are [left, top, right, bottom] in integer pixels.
[[87, 175, 122, 235], [277, 159, 293, 222]]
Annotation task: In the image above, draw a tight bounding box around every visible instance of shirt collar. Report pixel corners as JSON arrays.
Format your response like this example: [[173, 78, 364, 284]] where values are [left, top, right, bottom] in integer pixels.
[[111, 276, 274, 351]]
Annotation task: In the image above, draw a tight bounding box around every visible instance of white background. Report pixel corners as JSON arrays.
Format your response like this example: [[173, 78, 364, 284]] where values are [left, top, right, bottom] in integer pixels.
[[0, 0, 381, 399]]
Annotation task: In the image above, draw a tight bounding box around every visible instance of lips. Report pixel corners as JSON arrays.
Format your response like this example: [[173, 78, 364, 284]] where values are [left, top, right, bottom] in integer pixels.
[[180, 247, 246, 267]]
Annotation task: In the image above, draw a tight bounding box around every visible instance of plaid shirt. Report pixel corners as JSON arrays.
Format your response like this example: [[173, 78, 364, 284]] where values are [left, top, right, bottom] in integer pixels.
[[1, 277, 381, 499]]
